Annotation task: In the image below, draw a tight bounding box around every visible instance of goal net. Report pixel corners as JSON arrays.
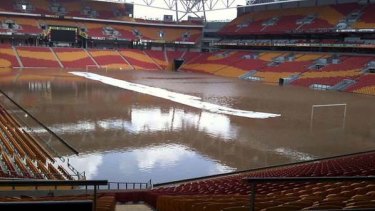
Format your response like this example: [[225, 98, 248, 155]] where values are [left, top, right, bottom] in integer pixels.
[[310, 104, 347, 131], [86, 65, 108, 72]]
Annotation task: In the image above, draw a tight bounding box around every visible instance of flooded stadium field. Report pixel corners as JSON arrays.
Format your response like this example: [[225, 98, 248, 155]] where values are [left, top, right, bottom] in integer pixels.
[[0, 68, 375, 183]]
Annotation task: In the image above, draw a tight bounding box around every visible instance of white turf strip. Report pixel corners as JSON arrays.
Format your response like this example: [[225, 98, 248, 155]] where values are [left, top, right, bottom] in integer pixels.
[[70, 72, 281, 119]]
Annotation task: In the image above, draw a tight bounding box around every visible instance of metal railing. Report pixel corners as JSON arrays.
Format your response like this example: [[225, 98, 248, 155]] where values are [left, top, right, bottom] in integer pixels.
[[105, 180, 152, 190], [0, 180, 107, 211], [244, 176, 375, 211]]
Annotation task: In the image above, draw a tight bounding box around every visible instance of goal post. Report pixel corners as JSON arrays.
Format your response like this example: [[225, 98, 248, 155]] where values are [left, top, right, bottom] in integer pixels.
[[310, 103, 347, 131], [86, 65, 108, 72]]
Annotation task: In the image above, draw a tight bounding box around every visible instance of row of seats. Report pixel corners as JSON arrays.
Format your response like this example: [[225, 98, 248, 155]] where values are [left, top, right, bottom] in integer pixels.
[[0, 44, 19, 68], [0, 15, 202, 43], [0, 46, 202, 71], [220, 3, 374, 36], [3, 47, 375, 95], [0, 0, 201, 25], [0, 0, 130, 21], [113, 150, 375, 210], [180, 50, 375, 94], [0, 104, 70, 180]]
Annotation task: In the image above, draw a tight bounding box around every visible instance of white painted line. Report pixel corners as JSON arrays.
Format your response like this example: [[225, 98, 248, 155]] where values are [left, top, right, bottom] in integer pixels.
[[70, 72, 281, 119]]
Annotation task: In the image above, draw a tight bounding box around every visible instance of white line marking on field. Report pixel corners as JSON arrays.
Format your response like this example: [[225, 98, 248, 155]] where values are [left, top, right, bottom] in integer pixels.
[[70, 72, 281, 119]]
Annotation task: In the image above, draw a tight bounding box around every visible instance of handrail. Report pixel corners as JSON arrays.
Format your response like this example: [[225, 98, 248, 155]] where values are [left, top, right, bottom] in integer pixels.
[[0, 89, 79, 155], [0, 179, 108, 187], [0, 180, 107, 211], [106, 180, 152, 190], [244, 176, 375, 211]]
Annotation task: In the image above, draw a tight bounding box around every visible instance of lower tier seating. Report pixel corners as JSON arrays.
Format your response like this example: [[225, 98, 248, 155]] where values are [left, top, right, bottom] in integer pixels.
[[16, 47, 60, 68], [0, 44, 19, 68], [54, 48, 96, 69], [89, 49, 132, 70]]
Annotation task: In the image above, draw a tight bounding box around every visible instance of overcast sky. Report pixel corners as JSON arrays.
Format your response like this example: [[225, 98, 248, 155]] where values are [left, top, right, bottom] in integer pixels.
[[131, 0, 246, 21]]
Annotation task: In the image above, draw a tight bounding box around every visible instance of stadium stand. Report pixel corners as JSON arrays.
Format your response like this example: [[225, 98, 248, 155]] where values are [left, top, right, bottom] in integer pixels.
[[219, 3, 370, 35], [88, 49, 132, 70], [54, 48, 96, 69], [144, 50, 168, 70], [292, 55, 373, 88], [346, 74, 375, 95], [0, 44, 19, 68], [118, 49, 160, 70], [0, 103, 70, 179], [0, 16, 41, 34], [110, 150, 375, 210], [16, 46, 60, 68], [353, 4, 375, 29]]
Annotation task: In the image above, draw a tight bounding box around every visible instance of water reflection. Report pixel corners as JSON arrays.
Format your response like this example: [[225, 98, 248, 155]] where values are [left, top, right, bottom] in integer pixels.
[[1, 69, 375, 183], [67, 144, 235, 183], [26, 108, 239, 140]]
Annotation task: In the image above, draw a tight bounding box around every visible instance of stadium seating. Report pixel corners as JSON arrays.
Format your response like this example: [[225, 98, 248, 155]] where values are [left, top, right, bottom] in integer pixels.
[[346, 74, 375, 95], [16, 46, 60, 68], [354, 4, 375, 29], [0, 44, 19, 68], [0, 104, 71, 180], [292, 56, 373, 88], [119, 49, 160, 70], [54, 48, 96, 69], [112, 150, 375, 210], [89, 49, 132, 70], [220, 3, 365, 36], [144, 50, 168, 70], [1, 16, 41, 34]]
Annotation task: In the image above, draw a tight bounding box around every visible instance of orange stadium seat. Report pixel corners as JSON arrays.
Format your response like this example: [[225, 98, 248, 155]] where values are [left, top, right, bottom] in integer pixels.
[[16, 46, 60, 68], [292, 56, 373, 87], [346, 74, 375, 95], [0, 44, 19, 68], [144, 50, 168, 70], [220, 3, 363, 35], [89, 49, 132, 70], [54, 48, 96, 69], [354, 4, 375, 29], [119, 49, 160, 70]]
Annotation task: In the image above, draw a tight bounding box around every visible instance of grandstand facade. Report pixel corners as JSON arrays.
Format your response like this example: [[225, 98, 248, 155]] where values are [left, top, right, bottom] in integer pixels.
[[0, 0, 375, 211]]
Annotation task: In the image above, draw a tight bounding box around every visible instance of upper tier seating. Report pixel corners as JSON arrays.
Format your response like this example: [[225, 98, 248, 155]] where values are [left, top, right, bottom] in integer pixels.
[[89, 49, 132, 70], [0, 0, 130, 21], [54, 48, 96, 69], [0, 44, 19, 68], [0, 17, 41, 34], [16, 46, 60, 68], [220, 3, 372, 36]]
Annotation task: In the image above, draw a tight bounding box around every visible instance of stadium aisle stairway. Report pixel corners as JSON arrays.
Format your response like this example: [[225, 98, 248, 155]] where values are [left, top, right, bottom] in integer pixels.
[[0, 44, 19, 68], [118, 49, 160, 70], [144, 50, 168, 70], [89, 49, 132, 70], [292, 56, 373, 88]]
